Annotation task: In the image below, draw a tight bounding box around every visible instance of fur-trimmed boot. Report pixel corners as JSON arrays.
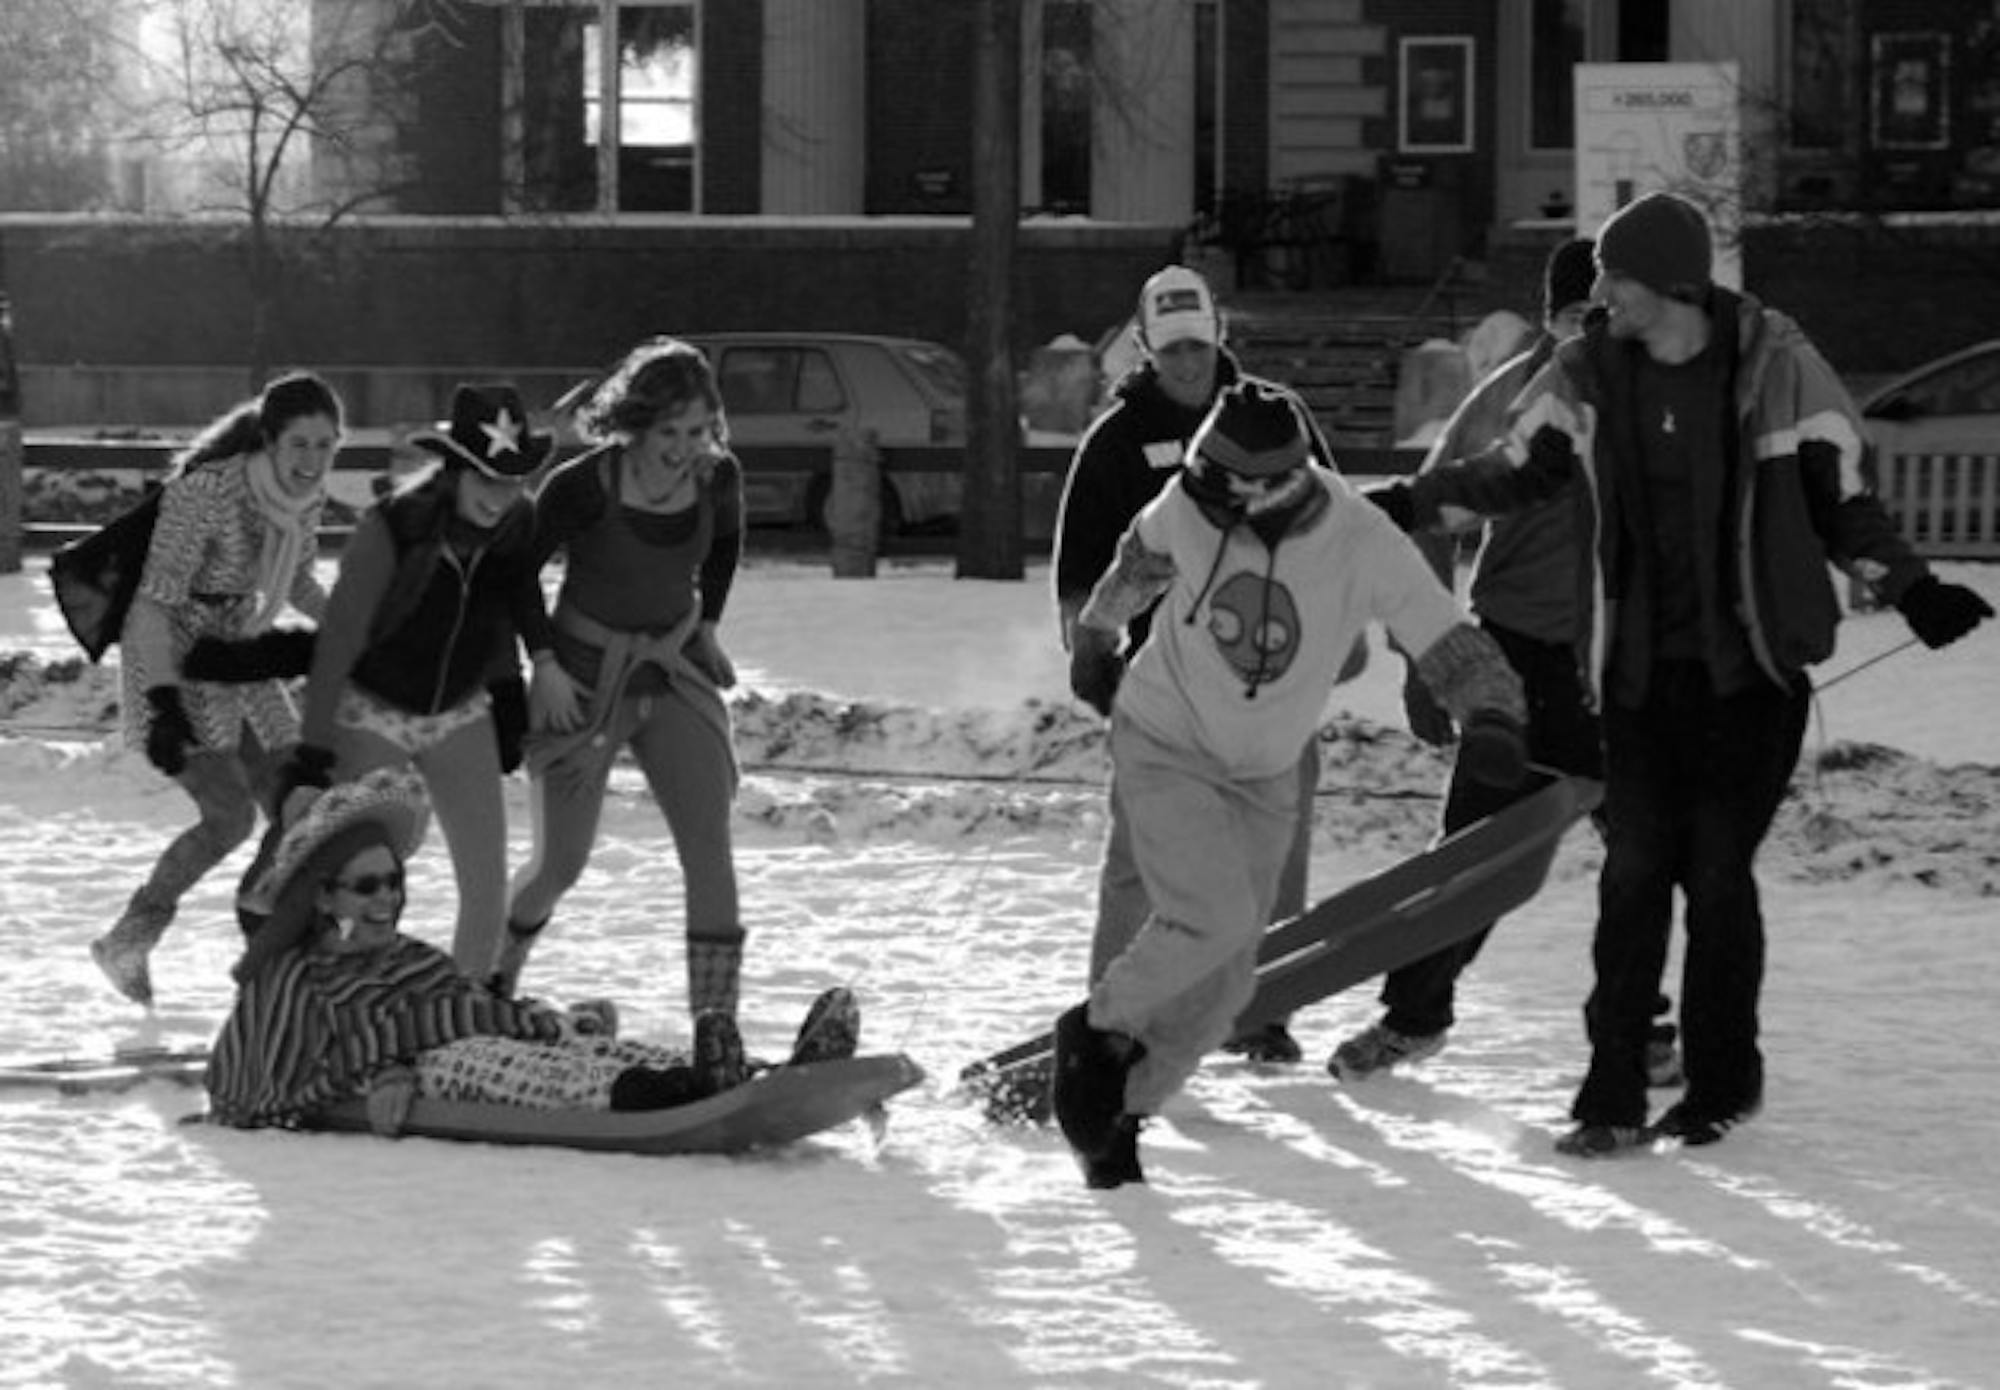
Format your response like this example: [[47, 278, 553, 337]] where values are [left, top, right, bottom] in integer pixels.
[[89, 890, 174, 1007], [687, 929, 746, 1024]]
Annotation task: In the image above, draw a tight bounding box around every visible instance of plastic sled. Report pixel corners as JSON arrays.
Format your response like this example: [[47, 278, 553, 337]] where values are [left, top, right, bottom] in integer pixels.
[[308, 1052, 925, 1155], [961, 772, 1603, 1123]]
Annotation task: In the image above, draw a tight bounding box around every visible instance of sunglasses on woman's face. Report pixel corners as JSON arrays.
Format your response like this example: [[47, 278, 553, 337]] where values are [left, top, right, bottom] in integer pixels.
[[328, 870, 406, 898]]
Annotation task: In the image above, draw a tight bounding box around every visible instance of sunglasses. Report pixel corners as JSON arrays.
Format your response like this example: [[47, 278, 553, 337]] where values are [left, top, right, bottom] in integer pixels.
[[328, 869, 406, 897]]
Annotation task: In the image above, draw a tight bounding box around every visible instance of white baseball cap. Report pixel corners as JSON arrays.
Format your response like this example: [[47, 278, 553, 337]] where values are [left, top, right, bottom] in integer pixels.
[[1138, 266, 1221, 348]]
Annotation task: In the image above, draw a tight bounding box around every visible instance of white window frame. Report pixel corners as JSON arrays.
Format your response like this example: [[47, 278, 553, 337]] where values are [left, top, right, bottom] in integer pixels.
[[495, 0, 702, 215]]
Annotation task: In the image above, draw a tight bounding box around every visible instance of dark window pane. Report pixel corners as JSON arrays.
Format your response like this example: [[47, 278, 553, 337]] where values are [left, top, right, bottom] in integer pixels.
[[1530, 0, 1586, 151]]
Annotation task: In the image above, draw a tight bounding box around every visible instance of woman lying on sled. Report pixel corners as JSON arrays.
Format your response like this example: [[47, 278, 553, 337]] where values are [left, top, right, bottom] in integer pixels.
[[203, 768, 858, 1135]]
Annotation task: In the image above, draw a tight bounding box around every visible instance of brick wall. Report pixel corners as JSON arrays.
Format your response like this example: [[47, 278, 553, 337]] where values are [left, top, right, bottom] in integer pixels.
[[1487, 220, 2000, 377], [0, 217, 1180, 425]]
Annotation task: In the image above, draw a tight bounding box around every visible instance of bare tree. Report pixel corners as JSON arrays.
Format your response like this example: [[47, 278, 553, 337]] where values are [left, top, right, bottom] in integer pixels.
[[0, 0, 128, 210], [959, 0, 1025, 580], [96, 0, 441, 384]]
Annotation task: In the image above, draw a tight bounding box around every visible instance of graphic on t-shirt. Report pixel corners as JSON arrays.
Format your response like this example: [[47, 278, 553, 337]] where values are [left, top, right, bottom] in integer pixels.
[[1205, 571, 1300, 687]]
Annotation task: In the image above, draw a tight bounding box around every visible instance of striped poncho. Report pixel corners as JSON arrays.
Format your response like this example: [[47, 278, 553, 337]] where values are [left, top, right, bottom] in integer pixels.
[[205, 935, 564, 1128]]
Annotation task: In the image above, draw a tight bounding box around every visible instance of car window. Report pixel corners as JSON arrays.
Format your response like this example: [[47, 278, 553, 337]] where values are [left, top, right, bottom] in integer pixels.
[[796, 350, 847, 413], [715, 348, 795, 415], [1896, 351, 2000, 417], [896, 342, 969, 401]]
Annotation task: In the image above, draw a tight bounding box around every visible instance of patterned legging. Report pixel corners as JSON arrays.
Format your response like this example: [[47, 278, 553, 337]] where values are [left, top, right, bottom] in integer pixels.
[[414, 1035, 690, 1111]]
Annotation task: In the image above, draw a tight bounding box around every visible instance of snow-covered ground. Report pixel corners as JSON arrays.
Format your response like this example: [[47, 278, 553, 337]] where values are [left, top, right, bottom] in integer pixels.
[[1, 554, 1996, 1389]]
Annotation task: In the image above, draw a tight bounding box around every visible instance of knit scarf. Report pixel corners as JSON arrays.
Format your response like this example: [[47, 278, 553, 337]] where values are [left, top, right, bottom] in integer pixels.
[[242, 452, 319, 633]]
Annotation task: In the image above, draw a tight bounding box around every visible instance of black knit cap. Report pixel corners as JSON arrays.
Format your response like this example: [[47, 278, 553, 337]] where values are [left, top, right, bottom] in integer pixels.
[[1595, 191, 1712, 303], [1189, 380, 1309, 479], [1543, 237, 1597, 319]]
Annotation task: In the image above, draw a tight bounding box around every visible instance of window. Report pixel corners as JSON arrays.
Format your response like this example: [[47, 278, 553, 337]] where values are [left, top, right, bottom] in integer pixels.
[[1897, 351, 2000, 418], [1399, 37, 1474, 154], [1528, 0, 1586, 152], [1788, 0, 1851, 150], [1040, 0, 1092, 215], [514, 1, 699, 214], [715, 348, 848, 417]]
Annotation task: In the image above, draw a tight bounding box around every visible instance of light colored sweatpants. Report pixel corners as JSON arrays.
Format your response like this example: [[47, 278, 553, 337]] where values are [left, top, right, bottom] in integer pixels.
[[1090, 718, 1299, 1115]]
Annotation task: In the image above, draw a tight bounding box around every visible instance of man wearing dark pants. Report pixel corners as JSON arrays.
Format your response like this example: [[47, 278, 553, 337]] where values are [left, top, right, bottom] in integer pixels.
[[1332, 239, 1618, 1082], [1388, 193, 1992, 1155]]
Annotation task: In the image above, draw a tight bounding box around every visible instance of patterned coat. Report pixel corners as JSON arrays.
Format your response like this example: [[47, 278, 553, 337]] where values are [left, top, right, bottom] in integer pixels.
[[204, 933, 564, 1128], [119, 456, 329, 756]]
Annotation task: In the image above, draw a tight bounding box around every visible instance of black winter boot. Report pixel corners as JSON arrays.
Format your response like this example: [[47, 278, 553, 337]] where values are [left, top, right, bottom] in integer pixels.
[[1052, 1003, 1143, 1166]]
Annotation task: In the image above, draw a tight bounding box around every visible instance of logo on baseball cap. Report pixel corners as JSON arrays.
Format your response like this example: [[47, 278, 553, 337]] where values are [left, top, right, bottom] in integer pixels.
[[1139, 266, 1221, 348]]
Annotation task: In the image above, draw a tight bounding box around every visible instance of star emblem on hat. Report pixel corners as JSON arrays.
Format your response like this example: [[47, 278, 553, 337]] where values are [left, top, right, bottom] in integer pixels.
[[481, 407, 522, 459]]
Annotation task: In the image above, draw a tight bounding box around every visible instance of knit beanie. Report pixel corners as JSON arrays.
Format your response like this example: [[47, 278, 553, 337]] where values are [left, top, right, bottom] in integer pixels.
[[1595, 192, 1711, 302], [1543, 237, 1598, 319], [1188, 380, 1309, 479]]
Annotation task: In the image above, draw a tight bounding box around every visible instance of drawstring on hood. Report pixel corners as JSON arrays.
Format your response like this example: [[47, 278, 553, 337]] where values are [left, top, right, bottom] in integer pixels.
[[1178, 380, 1333, 699]]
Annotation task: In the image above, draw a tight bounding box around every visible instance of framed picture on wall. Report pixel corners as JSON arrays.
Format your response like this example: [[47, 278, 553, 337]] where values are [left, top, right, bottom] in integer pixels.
[[1870, 31, 1950, 150], [1399, 36, 1474, 154]]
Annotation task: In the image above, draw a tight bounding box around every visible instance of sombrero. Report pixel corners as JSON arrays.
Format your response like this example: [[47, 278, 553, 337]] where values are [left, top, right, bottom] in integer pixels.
[[239, 767, 431, 921]]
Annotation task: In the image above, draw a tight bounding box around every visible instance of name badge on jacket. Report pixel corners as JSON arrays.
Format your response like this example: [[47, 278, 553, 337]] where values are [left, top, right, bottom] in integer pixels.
[[1143, 441, 1183, 471]]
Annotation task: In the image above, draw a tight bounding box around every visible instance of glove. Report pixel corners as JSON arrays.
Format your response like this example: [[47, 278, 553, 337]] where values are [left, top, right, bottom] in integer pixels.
[[1068, 625, 1125, 717], [488, 674, 528, 774], [1895, 575, 1994, 649], [1401, 670, 1457, 748], [1458, 709, 1529, 788], [1520, 424, 1579, 499], [1362, 481, 1417, 532], [274, 743, 337, 825], [181, 629, 318, 682], [143, 686, 197, 776]]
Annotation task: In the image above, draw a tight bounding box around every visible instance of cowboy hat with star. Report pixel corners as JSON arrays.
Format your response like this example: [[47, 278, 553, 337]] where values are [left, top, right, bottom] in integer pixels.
[[411, 381, 554, 479]]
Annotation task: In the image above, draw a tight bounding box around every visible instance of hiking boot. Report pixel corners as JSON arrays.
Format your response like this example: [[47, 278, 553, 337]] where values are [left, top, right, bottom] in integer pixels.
[[1052, 1004, 1141, 1161], [1083, 1114, 1146, 1190], [789, 986, 861, 1065], [1554, 1122, 1654, 1158], [1222, 1021, 1304, 1065], [692, 1010, 747, 1097], [1646, 1022, 1685, 1088], [1327, 1022, 1445, 1081], [90, 914, 167, 1007], [1654, 1098, 1760, 1148]]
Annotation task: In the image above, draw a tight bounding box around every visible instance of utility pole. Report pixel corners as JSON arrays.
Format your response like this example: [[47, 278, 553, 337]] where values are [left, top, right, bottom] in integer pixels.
[[958, 0, 1024, 580]]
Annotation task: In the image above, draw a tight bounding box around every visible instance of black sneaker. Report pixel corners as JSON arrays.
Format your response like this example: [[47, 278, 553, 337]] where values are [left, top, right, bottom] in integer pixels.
[[692, 1011, 747, 1096], [1655, 1098, 1760, 1147], [1052, 1004, 1140, 1161], [1083, 1114, 1146, 1189], [1554, 1122, 1654, 1158], [1222, 1021, 1304, 1065]]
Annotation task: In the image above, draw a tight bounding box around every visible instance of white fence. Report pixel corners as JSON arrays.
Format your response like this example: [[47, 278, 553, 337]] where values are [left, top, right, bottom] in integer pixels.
[[1876, 452, 2000, 560]]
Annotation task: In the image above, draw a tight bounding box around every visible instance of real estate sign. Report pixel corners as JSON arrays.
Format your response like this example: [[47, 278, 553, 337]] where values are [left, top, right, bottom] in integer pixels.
[[1574, 62, 1742, 289]]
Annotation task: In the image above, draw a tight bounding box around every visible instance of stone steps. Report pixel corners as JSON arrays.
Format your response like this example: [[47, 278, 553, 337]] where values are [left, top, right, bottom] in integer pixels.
[[1219, 282, 1501, 448]]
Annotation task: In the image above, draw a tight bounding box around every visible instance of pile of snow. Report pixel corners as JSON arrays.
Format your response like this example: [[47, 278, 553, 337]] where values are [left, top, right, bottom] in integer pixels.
[[6, 652, 1995, 896]]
